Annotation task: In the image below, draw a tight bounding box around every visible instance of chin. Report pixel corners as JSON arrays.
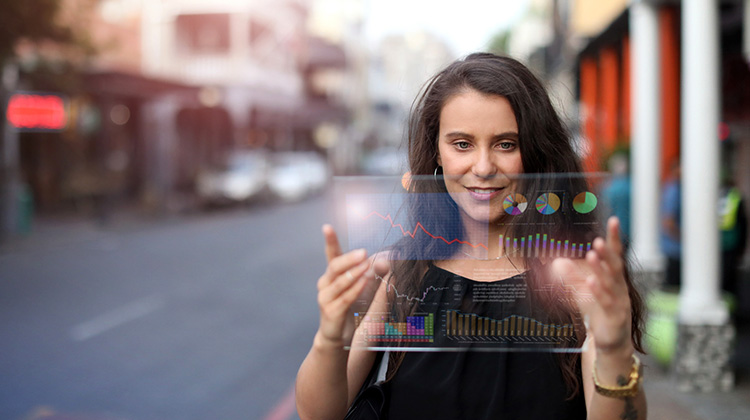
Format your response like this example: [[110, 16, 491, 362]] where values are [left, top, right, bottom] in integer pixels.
[[457, 207, 492, 224], [450, 194, 502, 223]]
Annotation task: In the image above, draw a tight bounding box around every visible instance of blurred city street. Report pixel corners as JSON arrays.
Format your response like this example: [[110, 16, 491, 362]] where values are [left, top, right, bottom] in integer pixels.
[[0, 197, 332, 420], [1, 0, 750, 419]]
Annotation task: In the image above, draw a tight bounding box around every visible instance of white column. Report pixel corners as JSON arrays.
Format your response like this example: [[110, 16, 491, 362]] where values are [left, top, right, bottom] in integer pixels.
[[629, 1, 663, 273], [680, 0, 727, 325]]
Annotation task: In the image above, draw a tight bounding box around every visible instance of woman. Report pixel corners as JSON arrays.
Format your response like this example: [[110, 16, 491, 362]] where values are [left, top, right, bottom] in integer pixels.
[[296, 53, 646, 420]]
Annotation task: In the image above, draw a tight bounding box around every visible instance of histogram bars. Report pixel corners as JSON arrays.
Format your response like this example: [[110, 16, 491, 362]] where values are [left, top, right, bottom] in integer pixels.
[[354, 312, 435, 343], [445, 310, 576, 341], [499, 234, 591, 259]]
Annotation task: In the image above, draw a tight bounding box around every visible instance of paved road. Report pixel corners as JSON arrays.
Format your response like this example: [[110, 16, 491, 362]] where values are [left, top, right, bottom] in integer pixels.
[[1, 195, 336, 420]]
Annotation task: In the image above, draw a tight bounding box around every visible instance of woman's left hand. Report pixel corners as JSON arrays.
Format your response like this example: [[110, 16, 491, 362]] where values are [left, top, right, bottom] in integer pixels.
[[551, 216, 632, 354]]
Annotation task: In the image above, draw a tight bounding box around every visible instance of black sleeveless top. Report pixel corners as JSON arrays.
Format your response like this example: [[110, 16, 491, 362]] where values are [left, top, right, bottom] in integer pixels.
[[384, 264, 587, 420]]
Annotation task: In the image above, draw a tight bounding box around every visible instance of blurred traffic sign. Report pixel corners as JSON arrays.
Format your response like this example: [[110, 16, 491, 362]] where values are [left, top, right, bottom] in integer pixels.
[[6, 92, 67, 131]]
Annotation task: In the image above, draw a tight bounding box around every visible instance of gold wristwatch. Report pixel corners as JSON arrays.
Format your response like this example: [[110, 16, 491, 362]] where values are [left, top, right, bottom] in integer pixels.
[[593, 354, 642, 398]]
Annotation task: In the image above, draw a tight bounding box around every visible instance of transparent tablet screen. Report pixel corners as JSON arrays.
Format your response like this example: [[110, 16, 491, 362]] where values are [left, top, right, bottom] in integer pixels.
[[334, 173, 617, 353]]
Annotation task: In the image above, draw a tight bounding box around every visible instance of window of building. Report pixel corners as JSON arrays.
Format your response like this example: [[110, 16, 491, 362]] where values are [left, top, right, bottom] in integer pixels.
[[249, 18, 272, 47], [175, 14, 230, 55]]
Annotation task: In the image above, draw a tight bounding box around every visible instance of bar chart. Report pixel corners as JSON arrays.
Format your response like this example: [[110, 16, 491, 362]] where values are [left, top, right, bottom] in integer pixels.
[[353, 312, 435, 344], [444, 310, 578, 344], [498, 233, 592, 259]]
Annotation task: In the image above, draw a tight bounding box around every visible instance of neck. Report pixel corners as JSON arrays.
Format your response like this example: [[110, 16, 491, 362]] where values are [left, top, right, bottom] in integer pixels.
[[458, 211, 512, 260], [438, 214, 525, 281]]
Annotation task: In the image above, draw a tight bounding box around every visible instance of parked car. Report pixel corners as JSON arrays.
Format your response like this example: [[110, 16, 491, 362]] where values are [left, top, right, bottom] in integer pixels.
[[267, 152, 329, 202], [196, 150, 269, 207]]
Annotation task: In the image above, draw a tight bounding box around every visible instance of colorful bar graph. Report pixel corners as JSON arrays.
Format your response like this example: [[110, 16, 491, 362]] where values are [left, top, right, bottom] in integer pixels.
[[497, 233, 592, 259], [354, 313, 435, 343]]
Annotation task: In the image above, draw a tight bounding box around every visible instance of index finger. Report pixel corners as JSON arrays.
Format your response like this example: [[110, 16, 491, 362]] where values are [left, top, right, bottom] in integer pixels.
[[605, 216, 623, 257], [322, 224, 343, 262]]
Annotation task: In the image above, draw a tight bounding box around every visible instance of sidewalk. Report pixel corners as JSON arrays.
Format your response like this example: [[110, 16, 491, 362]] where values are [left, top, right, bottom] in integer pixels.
[[644, 320, 750, 420]]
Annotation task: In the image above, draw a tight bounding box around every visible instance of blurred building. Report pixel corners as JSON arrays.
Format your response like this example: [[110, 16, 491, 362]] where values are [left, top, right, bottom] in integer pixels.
[[138, 0, 342, 207], [494, 0, 579, 144], [564, 0, 750, 188], [364, 31, 454, 173], [499, 0, 750, 395], [9, 0, 191, 215], [9, 0, 352, 214], [506, 0, 555, 72], [371, 32, 455, 117], [538, 0, 750, 394], [305, 0, 370, 174], [307, 0, 455, 174]]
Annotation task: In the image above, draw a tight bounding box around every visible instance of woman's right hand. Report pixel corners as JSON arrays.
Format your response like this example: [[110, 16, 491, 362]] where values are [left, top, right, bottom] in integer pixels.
[[297, 225, 388, 420], [316, 224, 383, 347]]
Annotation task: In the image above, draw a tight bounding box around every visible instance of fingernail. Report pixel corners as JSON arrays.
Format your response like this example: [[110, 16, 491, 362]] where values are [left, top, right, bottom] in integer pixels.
[[355, 249, 367, 259]]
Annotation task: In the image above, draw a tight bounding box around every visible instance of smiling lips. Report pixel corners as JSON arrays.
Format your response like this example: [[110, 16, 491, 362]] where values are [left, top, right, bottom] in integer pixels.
[[466, 187, 504, 201]]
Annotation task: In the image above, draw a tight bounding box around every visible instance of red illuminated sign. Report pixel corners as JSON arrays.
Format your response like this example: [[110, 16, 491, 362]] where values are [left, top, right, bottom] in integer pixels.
[[719, 122, 730, 141], [6, 93, 67, 131]]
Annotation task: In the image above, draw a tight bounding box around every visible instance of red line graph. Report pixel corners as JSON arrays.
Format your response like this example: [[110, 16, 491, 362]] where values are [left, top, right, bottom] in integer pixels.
[[363, 211, 488, 250]]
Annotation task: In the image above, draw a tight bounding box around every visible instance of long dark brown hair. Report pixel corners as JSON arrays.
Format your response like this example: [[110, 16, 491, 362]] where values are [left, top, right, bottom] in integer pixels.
[[384, 53, 645, 399]]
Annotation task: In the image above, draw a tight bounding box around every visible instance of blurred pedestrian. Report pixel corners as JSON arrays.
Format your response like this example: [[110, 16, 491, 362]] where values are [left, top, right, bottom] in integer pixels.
[[603, 152, 632, 251], [661, 161, 681, 288], [719, 175, 748, 297]]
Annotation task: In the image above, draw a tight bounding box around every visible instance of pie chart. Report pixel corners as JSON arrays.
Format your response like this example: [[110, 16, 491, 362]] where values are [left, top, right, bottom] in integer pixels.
[[536, 193, 561, 215], [503, 193, 528, 215], [573, 192, 598, 214]]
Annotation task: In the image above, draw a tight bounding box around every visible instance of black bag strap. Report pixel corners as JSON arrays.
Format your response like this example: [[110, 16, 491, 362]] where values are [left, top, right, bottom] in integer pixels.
[[344, 351, 389, 420]]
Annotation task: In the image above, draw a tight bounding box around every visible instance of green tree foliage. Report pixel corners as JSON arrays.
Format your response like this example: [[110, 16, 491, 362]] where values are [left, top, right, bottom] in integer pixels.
[[0, 0, 94, 63], [0, 0, 97, 93]]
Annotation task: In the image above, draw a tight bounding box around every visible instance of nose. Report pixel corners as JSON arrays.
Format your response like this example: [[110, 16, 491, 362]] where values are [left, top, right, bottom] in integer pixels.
[[472, 149, 497, 178]]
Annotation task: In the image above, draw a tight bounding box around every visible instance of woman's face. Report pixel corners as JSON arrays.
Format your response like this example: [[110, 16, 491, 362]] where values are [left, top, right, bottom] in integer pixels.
[[437, 89, 523, 225]]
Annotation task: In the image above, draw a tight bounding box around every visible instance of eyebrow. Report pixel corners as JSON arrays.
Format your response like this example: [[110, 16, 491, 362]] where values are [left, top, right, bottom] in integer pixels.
[[443, 131, 519, 140]]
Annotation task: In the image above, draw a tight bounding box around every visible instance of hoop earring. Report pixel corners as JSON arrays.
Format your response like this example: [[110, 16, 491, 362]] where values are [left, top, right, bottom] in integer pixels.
[[433, 166, 442, 183]]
